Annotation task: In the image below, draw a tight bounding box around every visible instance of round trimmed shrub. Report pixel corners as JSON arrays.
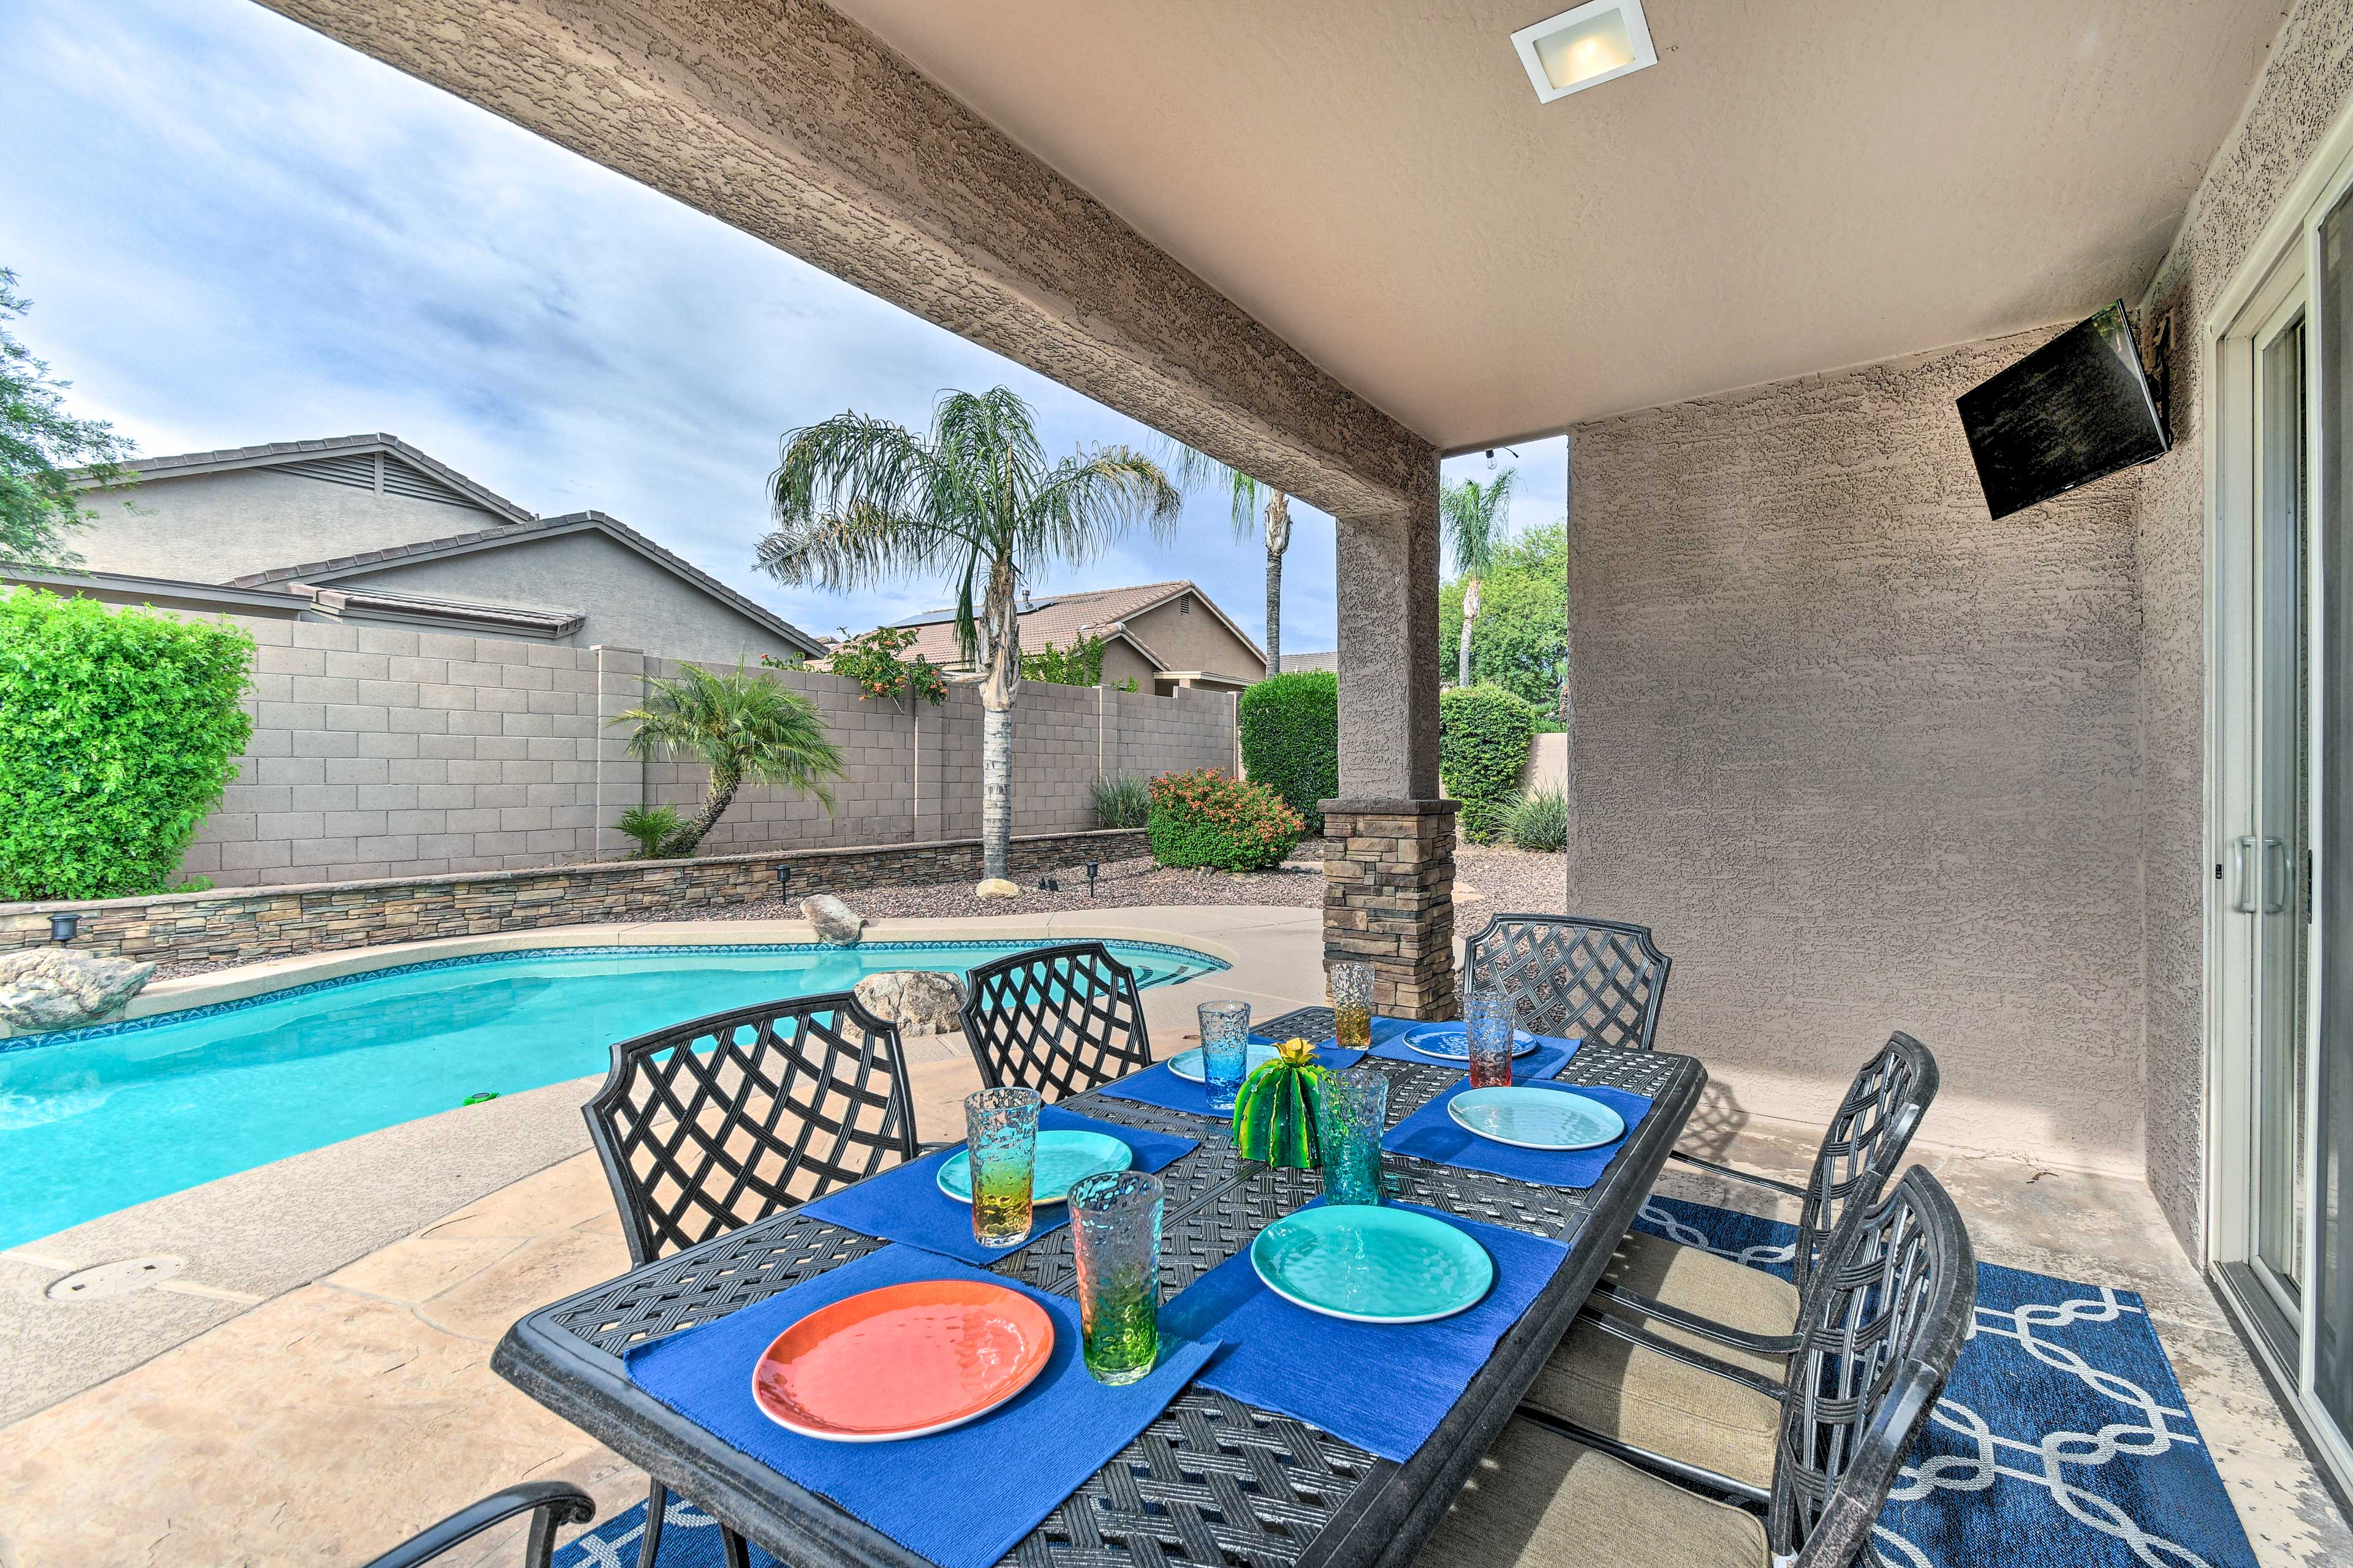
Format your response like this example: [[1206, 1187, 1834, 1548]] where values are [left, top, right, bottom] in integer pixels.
[[0, 588, 254, 899], [1439, 684, 1539, 845], [1147, 768, 1305, 871], [1238, 670, 1336, 835]]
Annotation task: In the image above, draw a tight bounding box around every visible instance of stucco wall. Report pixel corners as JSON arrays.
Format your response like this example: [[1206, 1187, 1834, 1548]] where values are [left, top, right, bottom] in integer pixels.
[[175, 615, 1233, 887], [72, 468, 504, 583], [1126, 593, 1264, 682], [1567, 328, 2146, 1175], [332, 527, 806, 667], [2132, 0, 2353, 1252]]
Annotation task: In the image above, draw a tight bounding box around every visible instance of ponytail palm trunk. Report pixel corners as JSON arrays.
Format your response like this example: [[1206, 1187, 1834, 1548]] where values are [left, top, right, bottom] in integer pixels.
[[762, 388, 1180, 885]]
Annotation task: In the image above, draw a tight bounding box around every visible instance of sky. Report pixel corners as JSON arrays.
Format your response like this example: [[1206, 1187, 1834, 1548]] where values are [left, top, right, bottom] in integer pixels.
[[0, 0, 1564, 650]]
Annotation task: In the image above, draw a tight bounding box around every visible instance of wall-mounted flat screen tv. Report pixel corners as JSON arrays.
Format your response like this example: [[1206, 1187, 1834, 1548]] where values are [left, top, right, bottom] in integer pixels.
[[1956, 300, 2170, 520]]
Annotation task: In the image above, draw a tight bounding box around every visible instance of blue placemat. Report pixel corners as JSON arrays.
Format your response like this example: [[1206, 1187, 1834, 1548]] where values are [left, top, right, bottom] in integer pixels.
[[800, 1108, 1196, 1265], [1095, 1042, 1365, 1117], [1368, 1020, 1582, 1080], [625, 1243, 1219, 1568], [1384, 1080, 1650, 1188], [1161, 1200, 1568, 1461]]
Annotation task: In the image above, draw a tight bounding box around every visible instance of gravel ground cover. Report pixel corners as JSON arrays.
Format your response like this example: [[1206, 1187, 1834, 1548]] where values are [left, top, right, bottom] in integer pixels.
[[140, 841, 1566, 980]]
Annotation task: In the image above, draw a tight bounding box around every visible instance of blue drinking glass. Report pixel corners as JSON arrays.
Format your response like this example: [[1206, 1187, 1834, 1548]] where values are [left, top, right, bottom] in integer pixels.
[[1199, 1000, 1252, 1114]]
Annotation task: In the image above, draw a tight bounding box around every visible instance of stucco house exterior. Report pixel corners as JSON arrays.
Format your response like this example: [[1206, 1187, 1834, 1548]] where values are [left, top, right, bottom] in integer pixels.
[[881, 578, 1267, 693], [31, 433, 825, 666]]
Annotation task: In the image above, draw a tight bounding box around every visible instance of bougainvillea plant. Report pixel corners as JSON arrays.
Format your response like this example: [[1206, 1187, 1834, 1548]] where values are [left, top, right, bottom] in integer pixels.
[[812, 624, 947, 704]]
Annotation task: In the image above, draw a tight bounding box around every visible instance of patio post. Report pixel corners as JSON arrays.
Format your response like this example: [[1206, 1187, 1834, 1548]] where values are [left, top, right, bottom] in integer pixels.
[[1324, 462, 1458, 1020]]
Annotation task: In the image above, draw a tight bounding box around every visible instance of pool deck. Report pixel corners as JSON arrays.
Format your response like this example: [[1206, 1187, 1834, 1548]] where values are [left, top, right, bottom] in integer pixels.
[[1, 905, 2346, 1566]]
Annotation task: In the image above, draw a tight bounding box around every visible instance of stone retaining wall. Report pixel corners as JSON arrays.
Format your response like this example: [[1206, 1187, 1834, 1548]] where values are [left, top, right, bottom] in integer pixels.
[[0, 828, 1148, 967]]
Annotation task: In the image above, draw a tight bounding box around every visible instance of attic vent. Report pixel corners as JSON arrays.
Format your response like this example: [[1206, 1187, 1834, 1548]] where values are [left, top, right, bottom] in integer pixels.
[[278, 452, 379, 492], [380, 455, 476, 509], [275, 450, 481, 510]]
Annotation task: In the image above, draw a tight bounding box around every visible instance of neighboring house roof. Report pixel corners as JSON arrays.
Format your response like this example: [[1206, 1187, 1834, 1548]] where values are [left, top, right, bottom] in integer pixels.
[[1279, 651, 1338, 673], [889, 579, 1266, 672], [232, 510, 828, 657], [70, 433, 536, 524], [0, 566, 586, 641]]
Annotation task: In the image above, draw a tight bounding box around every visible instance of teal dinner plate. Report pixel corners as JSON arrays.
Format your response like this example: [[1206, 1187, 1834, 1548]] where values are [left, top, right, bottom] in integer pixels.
[[1167, 1042, 1282, 1082], [1249, 1205, 1495, 1324], [1401, 1023, 1539, 1062], [935, 1131, 1134, 1206], [1446, 1086, 1624, 1151]]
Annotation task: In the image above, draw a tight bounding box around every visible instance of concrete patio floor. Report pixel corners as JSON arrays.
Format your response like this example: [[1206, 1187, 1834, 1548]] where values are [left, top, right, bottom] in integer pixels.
[[0, 906, 2346, 1567]]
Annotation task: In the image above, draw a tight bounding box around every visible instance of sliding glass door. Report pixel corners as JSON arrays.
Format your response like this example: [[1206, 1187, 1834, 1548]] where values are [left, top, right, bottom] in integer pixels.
[[2317, 181, 2353, 1444]]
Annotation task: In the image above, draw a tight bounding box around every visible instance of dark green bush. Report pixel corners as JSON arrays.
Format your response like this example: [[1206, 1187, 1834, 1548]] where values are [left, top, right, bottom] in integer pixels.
[[1439, 684, 1538, 844], [1091, 773, 1151, 829], [1148, 768, 1304, 871], [1238, 670, 1337, 835], [1502, 787, 1568, 853], [0, 589, 254, 899]]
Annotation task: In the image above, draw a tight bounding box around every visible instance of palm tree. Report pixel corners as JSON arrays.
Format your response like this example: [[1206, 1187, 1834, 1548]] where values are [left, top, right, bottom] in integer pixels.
[[1159, 444, 1291, 677], [1442, 469, 1517, 687], [762, 388, 1181, 887], [610, 662, 845, 857]]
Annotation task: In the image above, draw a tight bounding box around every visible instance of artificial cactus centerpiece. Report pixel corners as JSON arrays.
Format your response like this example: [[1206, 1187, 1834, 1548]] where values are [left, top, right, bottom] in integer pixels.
[[1233, 1036, 1326, 1168]]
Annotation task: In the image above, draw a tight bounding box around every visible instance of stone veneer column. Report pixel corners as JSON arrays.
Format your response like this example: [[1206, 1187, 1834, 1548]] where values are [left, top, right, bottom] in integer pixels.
[[1319, 798, 1460, 1019], [1327, 465, 1455, 1020]]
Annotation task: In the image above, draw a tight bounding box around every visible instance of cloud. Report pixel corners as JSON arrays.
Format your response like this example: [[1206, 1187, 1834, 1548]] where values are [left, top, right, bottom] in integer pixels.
[[0, 0, 1390, 651]]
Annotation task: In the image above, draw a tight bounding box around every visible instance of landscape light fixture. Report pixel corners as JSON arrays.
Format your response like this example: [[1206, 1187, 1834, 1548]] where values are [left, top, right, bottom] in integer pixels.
[[775, 865, 794, 901], [48, 912, 80, 944], [1086, 860, 1100, 898], [1510, 1, 1658, 103]]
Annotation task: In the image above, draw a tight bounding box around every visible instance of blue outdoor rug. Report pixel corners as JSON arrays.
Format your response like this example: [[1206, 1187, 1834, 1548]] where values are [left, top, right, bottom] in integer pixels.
[[553, 1195, 2258, 1568]]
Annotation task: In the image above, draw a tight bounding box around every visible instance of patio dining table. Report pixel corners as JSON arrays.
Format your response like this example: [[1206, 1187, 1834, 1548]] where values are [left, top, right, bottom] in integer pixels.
[[491, 1006, 1707, 1568]]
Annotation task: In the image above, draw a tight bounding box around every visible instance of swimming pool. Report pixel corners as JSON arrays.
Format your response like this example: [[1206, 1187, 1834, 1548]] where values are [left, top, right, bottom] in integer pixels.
[[0, 939, 1222, 1249]]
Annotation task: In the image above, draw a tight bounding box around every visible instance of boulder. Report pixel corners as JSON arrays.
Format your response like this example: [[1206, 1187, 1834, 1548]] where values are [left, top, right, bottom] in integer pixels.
[[800, 895, 865, 945], [973, 877, 1021, 900], [853, 969, 969, 1037], [0, 949, 157, 1033]]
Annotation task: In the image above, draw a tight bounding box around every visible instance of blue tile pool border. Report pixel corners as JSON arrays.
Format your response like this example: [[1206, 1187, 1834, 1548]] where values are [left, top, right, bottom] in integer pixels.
[[0, 938, 1229, 1057]]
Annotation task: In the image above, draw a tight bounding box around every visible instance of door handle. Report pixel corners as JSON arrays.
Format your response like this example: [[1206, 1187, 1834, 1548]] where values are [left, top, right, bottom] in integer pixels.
[[2232, 835, 2261, 914], [2262, 836, 2290, 915]]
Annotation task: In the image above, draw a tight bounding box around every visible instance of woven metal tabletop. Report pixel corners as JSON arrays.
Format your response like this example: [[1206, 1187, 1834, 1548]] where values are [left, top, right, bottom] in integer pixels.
[[504, 1010, 1705, 1568]]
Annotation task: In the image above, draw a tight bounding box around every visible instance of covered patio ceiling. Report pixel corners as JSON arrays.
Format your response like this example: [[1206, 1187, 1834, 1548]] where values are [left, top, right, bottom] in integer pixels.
[[832, 0, 2283, 449]]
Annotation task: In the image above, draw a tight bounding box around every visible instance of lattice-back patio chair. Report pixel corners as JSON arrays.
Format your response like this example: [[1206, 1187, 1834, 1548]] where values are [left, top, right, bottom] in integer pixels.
[[1461, 913, 1673, 1051], [361, 1482, 594, 1568], [960, 941, 1152, 1101], [583, 991, 921, 1568], [1416, 1167, 1975, 1568], [1520, 1032, 1940, 1501]]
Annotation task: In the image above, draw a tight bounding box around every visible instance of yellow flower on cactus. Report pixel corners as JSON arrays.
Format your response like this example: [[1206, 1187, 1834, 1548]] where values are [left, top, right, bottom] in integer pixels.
[[1274, 1037, 1319, 1069]]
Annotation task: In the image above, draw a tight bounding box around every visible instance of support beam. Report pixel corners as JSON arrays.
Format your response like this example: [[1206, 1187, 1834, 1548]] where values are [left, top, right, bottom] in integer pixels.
[[259, 0, 1431, 518], [1324, 463, 1456, 1020]]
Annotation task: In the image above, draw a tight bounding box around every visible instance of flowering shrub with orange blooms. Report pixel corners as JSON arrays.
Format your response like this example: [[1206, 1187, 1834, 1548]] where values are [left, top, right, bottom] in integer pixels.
[[1146, 768, 1305, 872]]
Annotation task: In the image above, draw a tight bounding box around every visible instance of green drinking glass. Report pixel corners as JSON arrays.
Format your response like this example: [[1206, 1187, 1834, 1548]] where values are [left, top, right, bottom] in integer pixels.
[[965, 1086, 1041, 1248], [1067, 1170, 1165, 1385]]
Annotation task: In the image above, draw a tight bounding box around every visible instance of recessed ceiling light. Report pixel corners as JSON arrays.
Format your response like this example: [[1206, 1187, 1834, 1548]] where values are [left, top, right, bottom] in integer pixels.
[[1510, 1, 1658, 103]]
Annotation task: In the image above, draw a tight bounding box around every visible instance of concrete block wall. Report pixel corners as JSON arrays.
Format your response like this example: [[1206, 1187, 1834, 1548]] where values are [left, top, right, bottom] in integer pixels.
[[174, 616, 1237, 888]]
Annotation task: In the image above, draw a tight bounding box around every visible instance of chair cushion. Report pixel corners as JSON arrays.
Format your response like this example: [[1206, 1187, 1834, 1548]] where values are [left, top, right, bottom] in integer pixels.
[[1605, 1230, 1801, 1376], [1414, 1417, 1768, 1568], [1517, 1231, 1797, 1493]]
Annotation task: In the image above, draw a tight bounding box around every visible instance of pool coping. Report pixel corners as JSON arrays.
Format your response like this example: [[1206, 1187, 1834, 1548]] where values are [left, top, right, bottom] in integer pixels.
[[0, 916, 1247, 1043]]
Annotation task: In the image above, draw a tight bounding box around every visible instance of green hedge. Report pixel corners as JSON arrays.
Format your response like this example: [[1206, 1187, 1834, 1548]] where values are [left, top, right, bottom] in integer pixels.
[[1438, 684, 1538, 845], [1148, 768, 1304, 871], [0, 589, 254, 900], [1238, 670, 1336, 835]]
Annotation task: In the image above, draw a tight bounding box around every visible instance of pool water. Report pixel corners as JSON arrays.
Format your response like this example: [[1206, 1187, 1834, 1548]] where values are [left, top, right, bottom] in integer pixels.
[[0, 940, 1221, 1249]]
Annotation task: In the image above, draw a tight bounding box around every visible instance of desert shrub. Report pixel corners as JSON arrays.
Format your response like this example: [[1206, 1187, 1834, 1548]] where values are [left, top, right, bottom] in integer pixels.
[[1237, 670, 1337, 835], [1091, 773, 1151, 829], [615, 804, 687, 859], [0, 588, 253, 899], [1439, 683, 1538, 844], [1148, 768, 1304, 871], [1501, 787, 1568, 853]]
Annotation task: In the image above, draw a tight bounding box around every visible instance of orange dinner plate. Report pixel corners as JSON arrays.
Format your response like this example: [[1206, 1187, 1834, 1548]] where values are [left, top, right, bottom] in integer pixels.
[[749, 1279, 1056, 1442]]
